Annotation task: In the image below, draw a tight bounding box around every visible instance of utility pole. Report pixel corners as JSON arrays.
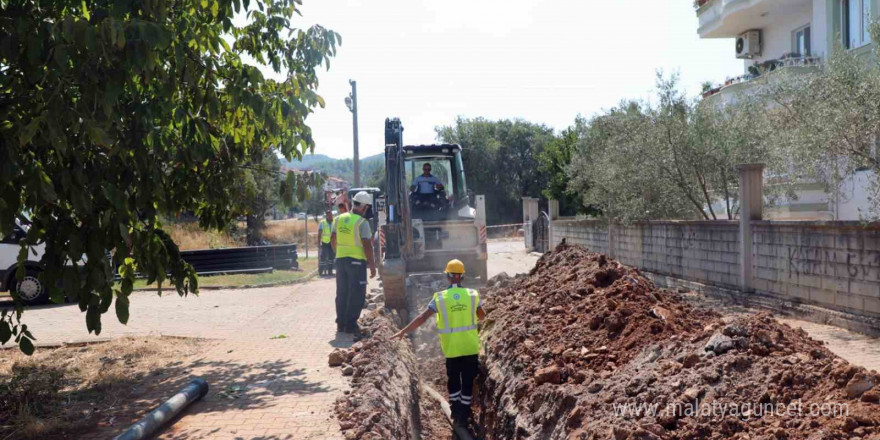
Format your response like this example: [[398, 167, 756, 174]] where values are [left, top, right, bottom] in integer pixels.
[[345, 80, 360, 187]]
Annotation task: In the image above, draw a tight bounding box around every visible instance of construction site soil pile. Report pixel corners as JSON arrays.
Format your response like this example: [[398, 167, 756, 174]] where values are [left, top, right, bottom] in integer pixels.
[[332, 309, 420, 440], [477, 243, 880, 440]]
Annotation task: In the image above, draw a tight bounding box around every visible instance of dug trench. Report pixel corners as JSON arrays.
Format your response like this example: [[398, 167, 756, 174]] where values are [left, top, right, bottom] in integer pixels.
[[330, 244, 880, 440]]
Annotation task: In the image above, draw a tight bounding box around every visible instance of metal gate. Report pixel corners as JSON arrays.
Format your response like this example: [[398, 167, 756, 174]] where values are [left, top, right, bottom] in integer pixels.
[[532, 211, 550, 253]]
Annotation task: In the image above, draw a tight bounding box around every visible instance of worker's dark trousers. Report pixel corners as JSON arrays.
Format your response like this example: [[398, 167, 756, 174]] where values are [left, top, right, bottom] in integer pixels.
[[319, 243, 335, 275], [446, 354, 479, 423], [335, 257, 367, 331]]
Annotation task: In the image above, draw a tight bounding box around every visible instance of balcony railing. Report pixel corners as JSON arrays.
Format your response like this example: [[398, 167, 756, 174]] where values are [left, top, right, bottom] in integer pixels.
[[701, 55, 822, 99]]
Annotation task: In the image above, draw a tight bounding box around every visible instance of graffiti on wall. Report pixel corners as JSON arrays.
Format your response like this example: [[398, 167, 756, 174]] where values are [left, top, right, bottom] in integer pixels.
[[787, 246, 880, 280]]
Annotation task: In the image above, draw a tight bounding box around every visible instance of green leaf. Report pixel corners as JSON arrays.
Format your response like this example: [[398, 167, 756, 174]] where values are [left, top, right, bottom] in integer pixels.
[[115, 293, 130, 324], [40, 172, 57, 203], [0, 321, 11, 344], [19, 118, 41, 147], [19, 336, 34, 355], [81, 0, 90, 20], [211, 1, 219, 17], [50, 287, 65, 304]]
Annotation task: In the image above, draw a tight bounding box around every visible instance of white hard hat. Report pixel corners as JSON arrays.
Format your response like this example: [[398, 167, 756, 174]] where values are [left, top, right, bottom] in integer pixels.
[[352, 191, 372, 205]]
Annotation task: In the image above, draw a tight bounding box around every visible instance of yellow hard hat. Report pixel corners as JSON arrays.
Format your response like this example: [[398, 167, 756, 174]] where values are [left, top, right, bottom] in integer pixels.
[[444, 259, 466, 274]]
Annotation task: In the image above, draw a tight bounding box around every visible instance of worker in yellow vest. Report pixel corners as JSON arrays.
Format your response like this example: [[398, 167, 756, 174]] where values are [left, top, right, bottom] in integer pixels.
[[391, 259, 485, 426], [331, 191, 377, 340], [317, 209, 335, 277]]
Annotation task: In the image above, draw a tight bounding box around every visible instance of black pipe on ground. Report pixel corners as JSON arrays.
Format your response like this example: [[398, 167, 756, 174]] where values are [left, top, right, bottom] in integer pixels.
[[113, 378, 209, 440]]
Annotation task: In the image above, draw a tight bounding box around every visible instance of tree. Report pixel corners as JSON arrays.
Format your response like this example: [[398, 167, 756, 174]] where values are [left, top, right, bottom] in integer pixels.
[[239, 153, 281, 245], [568, 73, 778, 222], [436, 117, 554, 224], [536, 118, 595, 216], [0, 0, 339, 353], [764, 23, 880, 219]]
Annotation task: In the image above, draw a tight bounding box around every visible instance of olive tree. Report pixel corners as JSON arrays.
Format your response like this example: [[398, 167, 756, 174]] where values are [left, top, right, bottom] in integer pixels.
[[764, 23, 880, 219], [0, 0, 339, 353], [568, 73, 778, 222]]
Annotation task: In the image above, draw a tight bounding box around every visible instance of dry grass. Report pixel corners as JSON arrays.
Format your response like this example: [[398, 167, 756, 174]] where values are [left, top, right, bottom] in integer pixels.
[[164, 222, 244, 250], [262, 218, 321, 245], [0, 337, 208, 440], [163, 219, 323, 251]]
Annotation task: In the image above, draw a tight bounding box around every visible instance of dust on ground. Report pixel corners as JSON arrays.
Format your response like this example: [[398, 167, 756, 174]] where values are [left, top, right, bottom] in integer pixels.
[[0, 336, 209, 440], [477, 243, 880, 439]]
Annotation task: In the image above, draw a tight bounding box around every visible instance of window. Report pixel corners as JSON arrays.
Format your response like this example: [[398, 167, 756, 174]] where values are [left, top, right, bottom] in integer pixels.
[[842, 0, 872, 49], [792, 25, 811, 55], [406, 158, 453, 191]]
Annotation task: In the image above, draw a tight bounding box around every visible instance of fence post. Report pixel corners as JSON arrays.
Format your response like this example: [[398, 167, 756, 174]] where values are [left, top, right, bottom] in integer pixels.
[[522, 197, 539, 251], [548, 200, 559, 247], [737, 163, 765, 292]]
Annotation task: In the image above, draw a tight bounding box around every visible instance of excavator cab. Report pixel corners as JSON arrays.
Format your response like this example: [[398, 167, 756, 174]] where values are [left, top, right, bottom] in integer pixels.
[[404, 145, 474, 222]]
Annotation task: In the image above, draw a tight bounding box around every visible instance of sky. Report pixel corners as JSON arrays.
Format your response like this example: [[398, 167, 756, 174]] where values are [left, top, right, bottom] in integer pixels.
[[276, 0, 744, 160]]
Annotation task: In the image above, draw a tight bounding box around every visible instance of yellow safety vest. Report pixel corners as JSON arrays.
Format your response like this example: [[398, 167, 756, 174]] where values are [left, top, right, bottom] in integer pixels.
[[334, 212, 368, 261], [434, 287, 480, 358], [319, 219, 332, 244]]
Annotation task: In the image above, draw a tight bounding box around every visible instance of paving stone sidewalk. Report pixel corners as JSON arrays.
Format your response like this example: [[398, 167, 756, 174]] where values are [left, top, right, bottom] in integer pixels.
[[55, 277, 352, 440], [777, 317, 880, 372]]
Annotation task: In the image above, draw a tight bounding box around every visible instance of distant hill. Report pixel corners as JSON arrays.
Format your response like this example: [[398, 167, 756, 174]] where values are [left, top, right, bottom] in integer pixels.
[[283, 152, 384, 183]]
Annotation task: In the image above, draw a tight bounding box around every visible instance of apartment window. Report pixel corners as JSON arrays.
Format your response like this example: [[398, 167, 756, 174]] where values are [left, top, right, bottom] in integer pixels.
[[792, 25, 811, 55], [841, 0, 872, 49]]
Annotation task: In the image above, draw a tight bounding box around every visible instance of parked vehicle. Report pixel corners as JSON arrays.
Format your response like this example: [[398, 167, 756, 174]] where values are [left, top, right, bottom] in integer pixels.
[[0, 221, 50, 305]]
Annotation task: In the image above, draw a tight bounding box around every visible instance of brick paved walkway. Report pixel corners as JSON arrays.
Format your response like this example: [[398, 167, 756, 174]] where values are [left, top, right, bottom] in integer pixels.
[[45, 277, 353, 440], [777, 318, 880, 371]]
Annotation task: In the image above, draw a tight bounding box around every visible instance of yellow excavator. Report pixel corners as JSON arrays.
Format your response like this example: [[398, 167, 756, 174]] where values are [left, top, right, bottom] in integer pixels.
[[380, 118, 488, 309]]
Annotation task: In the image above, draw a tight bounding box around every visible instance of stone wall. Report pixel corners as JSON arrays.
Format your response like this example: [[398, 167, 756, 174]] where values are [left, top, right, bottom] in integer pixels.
[[551, 219, 880, 321]]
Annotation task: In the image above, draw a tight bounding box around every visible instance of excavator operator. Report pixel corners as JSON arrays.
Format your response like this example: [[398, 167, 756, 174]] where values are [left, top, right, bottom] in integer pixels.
[[410, 163, 448, 220], [411, 163, 443, 196]]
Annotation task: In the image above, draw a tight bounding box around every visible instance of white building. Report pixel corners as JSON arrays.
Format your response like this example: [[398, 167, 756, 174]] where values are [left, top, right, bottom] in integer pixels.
[[696, 0, 877, 220]]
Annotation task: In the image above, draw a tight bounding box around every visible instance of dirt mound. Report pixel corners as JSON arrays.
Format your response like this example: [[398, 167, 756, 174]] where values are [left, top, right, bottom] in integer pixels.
[[333, 310, 420, 440], [477, 243, 880, 440]]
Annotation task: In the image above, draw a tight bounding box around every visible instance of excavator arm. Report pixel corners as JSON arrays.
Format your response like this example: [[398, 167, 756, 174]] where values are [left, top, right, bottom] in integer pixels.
[[381, 118, 410, 309]]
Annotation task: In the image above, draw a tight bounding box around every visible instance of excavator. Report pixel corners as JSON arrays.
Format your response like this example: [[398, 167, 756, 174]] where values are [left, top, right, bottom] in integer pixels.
[[381, 118, 488, 309]]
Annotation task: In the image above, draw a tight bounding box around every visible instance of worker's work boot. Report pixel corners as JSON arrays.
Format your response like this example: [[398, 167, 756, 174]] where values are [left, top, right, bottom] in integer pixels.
[[451, 404, 468, 427], [351, 325, 364, 341]]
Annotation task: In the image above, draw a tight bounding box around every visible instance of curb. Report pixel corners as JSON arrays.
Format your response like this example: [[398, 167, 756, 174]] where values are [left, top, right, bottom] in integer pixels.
[[2, 335, 216, 350], [132, 269, 320, 292]]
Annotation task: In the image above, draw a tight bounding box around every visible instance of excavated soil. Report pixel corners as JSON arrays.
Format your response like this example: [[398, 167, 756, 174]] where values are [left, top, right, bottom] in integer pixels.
[[332, 309, 420, 440], [331, 305, 452, 440], [476, 243, 880, 440]]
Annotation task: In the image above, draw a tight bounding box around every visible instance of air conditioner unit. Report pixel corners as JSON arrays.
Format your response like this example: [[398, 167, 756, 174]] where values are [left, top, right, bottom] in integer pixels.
[[735, 30, 761, 59]]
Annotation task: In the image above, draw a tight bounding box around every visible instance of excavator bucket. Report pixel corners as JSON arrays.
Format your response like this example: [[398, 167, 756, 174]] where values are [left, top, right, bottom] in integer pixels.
[[382, 258, 407, 309]]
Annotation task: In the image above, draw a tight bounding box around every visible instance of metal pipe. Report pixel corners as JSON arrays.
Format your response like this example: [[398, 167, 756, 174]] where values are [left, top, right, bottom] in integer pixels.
[[113, 378, 209, 440]]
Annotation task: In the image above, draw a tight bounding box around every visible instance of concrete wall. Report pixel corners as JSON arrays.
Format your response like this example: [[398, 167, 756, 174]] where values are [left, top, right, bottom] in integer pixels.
[[752, 221, 880, 317], [552, 219, 880, 320], [552, 219, 608, 254], [612, 222, 742, 289]]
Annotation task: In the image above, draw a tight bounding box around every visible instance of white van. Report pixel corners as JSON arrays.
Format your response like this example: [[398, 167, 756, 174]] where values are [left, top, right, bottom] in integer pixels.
[[0, 221, 49, 305]]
